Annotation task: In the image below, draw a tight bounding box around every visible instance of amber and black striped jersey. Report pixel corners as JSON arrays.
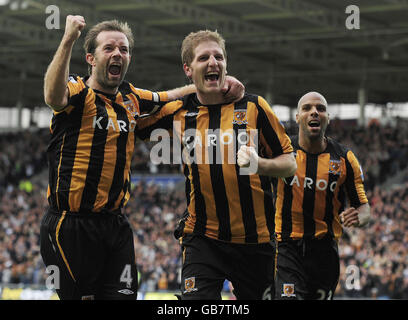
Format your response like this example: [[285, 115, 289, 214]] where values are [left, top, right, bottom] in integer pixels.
[[46, 75, 168, 213], [137, 93, 293, 244], [274, 135, 368, 241]]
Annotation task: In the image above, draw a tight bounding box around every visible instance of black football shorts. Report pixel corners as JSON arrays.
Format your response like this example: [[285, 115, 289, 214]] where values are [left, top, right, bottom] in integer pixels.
[[274, 235, 340, 300], [40, 208, 138, 300], [179, 234, 275, 300]]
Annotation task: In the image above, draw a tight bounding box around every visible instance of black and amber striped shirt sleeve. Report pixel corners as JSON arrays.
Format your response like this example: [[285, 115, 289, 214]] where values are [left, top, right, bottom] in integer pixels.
[[47, 75, 168, 213], [136, 99, 184, 140], [127, 83, 168, 117], [137, 93, 293, 244], [274, 136, 368, 241], [256, 95, 293, 158]]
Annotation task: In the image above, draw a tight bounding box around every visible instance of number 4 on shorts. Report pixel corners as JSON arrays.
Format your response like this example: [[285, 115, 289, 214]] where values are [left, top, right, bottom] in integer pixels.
[[120, 264, 133, 289]]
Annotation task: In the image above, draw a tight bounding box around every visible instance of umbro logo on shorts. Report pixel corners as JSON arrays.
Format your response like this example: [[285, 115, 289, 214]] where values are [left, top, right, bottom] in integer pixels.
[[118, 289, 134, 295]]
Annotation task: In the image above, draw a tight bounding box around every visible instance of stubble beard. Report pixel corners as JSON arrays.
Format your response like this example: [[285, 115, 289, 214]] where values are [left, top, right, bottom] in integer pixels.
[[303, 125, 325, 142], [96, 63, 128, 91]]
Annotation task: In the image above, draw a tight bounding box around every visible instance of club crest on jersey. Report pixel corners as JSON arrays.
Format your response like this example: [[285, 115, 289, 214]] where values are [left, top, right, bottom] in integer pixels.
[[232, 109, 248, 125], [329, 160, 341, 175], [124, 100, 139, 118], [281, 283, 296, 298], [184, 277, 198, 294]]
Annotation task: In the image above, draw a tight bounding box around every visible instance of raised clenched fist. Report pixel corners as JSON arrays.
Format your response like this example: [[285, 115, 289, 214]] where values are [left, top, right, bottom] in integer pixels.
[[64, 15, 86, 42], [237, 145, 259, 168], [339, 207, 360, 227]]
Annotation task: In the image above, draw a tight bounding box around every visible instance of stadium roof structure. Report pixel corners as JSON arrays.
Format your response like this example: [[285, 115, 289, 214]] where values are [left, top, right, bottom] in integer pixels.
[[1, 0, 408, 109]]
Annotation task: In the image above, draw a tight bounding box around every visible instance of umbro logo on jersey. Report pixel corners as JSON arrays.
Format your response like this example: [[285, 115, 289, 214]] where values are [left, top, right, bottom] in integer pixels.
[[118, 289, 134, 295], [185, 112, 199, 117], [68, 76, 78, 83]]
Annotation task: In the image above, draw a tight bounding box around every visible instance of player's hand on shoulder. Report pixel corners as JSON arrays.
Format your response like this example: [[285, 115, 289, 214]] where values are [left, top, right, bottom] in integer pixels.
[[222, 76, 245, 103], [64, 15, 86, 42]]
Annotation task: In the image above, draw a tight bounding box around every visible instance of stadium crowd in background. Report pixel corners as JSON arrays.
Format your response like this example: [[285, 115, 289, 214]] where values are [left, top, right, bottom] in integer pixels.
[[1, 118, 408, 299], [328, 116, 408, 192], [0, 129, 48, 196]]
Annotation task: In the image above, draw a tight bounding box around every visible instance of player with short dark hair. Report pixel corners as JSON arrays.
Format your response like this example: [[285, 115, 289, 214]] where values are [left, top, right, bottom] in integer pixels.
[[271, 91, 371, 300], [40, 16, 244, 300]]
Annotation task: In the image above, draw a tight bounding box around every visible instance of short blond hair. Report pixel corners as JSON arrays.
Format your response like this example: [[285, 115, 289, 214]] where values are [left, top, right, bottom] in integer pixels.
[[83, 20, 134, 75], [181, 30, 227, 66]]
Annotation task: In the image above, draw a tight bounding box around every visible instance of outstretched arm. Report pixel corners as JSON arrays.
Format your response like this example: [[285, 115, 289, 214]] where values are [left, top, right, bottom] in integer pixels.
[[165, 84, 196, 101], [237, 146, 297, 177], [44, 15, 86, 111], [166, 75, 244, 102]]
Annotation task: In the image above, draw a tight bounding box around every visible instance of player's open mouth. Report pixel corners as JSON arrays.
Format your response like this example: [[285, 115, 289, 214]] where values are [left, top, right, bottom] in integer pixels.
[[108, 63, 122, 76], [308, 120, 320, 128], [204, 72, 219, 82]]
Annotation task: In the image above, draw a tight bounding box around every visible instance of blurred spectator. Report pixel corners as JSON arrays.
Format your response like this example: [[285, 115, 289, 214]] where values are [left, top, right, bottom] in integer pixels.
[[157, 272, 168, 291], [0, 128, 48, 196]]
